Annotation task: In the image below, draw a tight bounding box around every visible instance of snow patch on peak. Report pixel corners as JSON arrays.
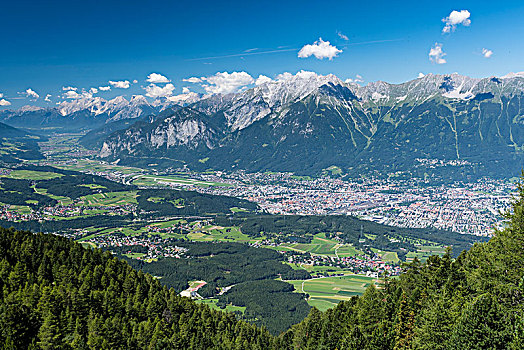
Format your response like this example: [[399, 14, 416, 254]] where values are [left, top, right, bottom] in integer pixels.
[[501, 72, 524, 79], [19, 105, 44, 113]]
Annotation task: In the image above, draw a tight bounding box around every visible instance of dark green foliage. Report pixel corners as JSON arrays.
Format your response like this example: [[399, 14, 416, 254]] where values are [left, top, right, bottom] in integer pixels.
[[122, 241, 311, 334], [0, 178, 57, 207], [218, 280, 310, 335], [0, 122, 46, 163], [137, 189, 257, 216], [215, 214, 482, 259], [0, 227, 273, 349], [0, 214, 133, 233]]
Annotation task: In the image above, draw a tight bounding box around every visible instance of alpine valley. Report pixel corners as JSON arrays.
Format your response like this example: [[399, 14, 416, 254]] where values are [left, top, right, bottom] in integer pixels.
[[3, 71, 524, 179]]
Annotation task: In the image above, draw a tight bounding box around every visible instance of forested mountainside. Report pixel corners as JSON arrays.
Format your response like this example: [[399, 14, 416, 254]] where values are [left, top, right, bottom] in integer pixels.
[[0, 122, 46, 163], [95, 73, 524, 179], [2, 178, 524, 349], [0, 227, 272, 349]]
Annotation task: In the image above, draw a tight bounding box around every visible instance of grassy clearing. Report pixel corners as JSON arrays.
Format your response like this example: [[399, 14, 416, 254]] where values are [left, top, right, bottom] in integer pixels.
[[132, 175, 230, 188], [197, 299, 246, 314], [289, 274, 378, 311], [0, 169, 64, 180], [406, 244, 446, 262], [77, 191, 137, 206]]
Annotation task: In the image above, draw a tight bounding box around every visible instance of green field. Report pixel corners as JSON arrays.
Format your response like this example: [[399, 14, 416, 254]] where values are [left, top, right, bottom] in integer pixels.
[[279, 233, 365, 258], [289, 274, 379, 311], [406, 244, 447, 261], [0, 169, 63, 180], [77, 191, 137, 206], [197, 299, 246, 314], [132, 174, 230, 188]]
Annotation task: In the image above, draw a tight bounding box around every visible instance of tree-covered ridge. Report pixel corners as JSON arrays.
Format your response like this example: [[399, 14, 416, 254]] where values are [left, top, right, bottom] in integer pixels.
[[0, 228, 272, 349], [277, 179, 524, 349]]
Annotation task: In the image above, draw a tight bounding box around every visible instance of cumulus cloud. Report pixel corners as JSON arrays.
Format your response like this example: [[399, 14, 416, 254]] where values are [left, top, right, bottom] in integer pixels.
[[442, 10, 471, 33], [0, 99, 11, 106], [89, 87, 98, 94], [0, 93, 3, 98], [133, 80, 138, 84], [255, 75, 273, 86], [64, 90, 82, 99], [345, 74, 364, 84], [482, 48, 493, 58], [62, 86, 77, 91], [201, 71, 254, 94], [44, 94, 52, 102], [144, 83, 176, 98], [183, 77, 203, 83], [337, 32, 349, 41], [418, 72, 425, 78], [298, 38, 342, 60], [109, 80, 130, 89], [147, 73, 170, 83], [99, 86, 111, 91], [24, 88, 40, 100], [429, 43, 447, 64]]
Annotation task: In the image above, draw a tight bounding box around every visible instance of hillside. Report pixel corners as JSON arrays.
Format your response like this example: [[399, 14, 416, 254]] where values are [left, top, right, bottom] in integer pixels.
[[0, 227, 273, 349], [2, 178, 524, 348], [94, 73, 524, 179], [0, 122, 46, 163]]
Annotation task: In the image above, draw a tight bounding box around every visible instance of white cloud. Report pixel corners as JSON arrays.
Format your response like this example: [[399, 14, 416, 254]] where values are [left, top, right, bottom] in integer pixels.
[[442, 10, 471, 33], [89, 87, 98, 94], [337, 32, 349, 41], [255, 75, 273, 86], [25, 88, 40, 100], [345, 74, 364, 84], [147, 73, 170, 83], [183, 77, 203, 83], [0, 99, 11, 106], [418, 72, 425, 78], [64, 90, 81, 99], [201, 71, 254, 94], [182, 87, 190, 94], [429, 43, 447, 64], [62, 86, 77, 91], [482, 48, 493, 58], [99, 86, 111, 91], [44, 94, 52, 102], [298, 38, 342, 60], [109, 80, 130, 89], [133, 80, 138, 84], [144, 83, 176, 98], [0, 93, 3, 98]]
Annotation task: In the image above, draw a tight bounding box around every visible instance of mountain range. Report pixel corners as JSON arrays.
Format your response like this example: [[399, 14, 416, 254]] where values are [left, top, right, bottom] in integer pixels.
[[2, 71, 524, 178]]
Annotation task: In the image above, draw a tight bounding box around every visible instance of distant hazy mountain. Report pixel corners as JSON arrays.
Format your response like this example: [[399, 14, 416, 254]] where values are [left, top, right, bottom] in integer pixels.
[[0, 122, 46, 162], [0, 95, 178, 133]]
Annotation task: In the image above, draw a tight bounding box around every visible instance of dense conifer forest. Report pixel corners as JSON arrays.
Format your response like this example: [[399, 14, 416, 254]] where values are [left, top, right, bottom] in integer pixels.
[[2, 180, 524, 349]]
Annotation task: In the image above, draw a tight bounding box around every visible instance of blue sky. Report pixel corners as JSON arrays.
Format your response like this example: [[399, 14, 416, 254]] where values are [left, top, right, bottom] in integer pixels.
[[1, 0, 523, 108]]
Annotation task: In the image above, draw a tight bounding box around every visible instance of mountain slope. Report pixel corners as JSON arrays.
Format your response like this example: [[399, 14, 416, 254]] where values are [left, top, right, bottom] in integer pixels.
[[97, 73, 524, 178], [0, 122, 46, 162], [0, 227, 273, 349]]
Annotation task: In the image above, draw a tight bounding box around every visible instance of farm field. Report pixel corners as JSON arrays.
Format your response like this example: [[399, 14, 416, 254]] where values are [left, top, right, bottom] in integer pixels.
[[132, 174, 230, 188], [406, 244, 447, 261], [0, 169, 63, 180], [288, 274, 379, 311], [278, 232, 365, 258], [197, 299, 246, 314], [76, 191, 138, 206]]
